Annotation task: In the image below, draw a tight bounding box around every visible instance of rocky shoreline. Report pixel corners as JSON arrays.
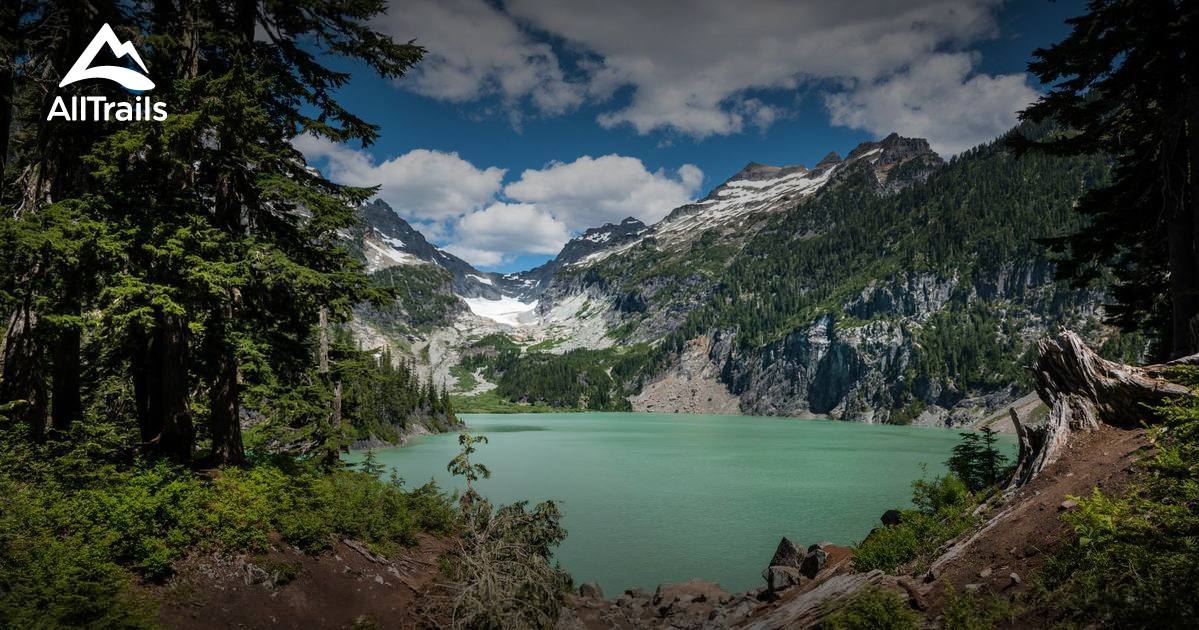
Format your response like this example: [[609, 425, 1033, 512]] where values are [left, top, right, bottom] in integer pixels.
[[566, 536, 855, 629], [347, 418, 466, 451]]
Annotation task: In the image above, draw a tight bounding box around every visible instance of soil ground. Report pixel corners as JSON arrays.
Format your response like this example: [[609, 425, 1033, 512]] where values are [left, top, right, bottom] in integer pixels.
[[153, 535, 449, 629], [918, 424, 1150, 621]]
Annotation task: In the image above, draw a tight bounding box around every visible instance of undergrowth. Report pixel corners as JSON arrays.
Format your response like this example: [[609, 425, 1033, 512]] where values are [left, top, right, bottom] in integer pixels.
[[1028, 367, 1199, 627], [0, 418, 454, 628], [851, 470, 978, 574]]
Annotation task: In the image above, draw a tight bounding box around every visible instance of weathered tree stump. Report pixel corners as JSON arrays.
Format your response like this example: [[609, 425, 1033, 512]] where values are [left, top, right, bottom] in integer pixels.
[[1008, 329, 1194, 488]]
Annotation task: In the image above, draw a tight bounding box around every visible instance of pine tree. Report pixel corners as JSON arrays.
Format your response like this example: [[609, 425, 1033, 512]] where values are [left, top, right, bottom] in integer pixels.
[[1012, 0, 1199, 359], [1, 0, 423, 463]]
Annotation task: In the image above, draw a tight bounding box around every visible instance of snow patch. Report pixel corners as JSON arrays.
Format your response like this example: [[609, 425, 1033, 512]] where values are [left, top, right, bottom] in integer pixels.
[[463, 296, 539, 327], [467, 274, 494, 286]]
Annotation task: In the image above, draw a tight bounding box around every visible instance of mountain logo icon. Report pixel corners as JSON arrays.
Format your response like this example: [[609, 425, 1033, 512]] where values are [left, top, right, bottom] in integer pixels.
[[59, 23, 155, 91]]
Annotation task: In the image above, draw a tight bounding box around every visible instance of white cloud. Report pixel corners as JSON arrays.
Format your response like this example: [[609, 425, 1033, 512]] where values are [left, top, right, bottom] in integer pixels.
[[292, 134, 504, 221], [824, 53, 1038, 155], [378, 0, 1015, 143], [373, 0, 584, 119], [445, 202, 571, 266], [294, 136, 701, 268], [504, 155, 704, 230]]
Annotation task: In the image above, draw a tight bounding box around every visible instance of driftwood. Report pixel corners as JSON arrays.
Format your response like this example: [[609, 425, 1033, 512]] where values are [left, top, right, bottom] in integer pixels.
[[742, 571, 887, 630], [1008, 330, 1194, 488]]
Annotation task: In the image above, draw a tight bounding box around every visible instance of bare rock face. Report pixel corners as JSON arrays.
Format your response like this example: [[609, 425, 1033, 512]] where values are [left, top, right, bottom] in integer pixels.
[[762, 565, 803, 592], [800, 545, 828, 578], [768, 537, 804, 568], [578, 581, 603, 599]]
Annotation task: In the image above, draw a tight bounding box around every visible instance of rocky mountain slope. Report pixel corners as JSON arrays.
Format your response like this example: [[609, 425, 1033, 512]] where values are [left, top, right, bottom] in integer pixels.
[[350, 125, 1115, 425]]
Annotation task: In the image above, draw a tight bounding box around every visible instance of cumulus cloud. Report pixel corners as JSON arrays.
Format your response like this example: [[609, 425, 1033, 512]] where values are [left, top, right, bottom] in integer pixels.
[[292, 134, 505, 221], [444, 202, 572, 267], [373, 0, 584, 120], [293, 136, 702, 268], [374, 0, 1027, 148], [824, 53, 1037, 155], [504, 155, 704, 230]]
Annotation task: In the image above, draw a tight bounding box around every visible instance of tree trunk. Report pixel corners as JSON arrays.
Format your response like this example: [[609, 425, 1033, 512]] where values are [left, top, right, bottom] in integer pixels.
[[1188, 99, 1199, 355], [318, 306, 343, 467], [50, 276, 82, 434], [318, 306, 330, 374], [133, 315, 194, 461], [0, 2, 17, 181], [207, 305, 244, 465], [1008, 330, 1194, 488], [1168, 117, 1199, 358], [0, 299, 46, 440]]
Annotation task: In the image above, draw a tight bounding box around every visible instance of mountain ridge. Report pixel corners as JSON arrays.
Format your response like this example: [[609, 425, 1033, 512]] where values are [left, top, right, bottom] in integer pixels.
[[350, 126, 1115, 426]]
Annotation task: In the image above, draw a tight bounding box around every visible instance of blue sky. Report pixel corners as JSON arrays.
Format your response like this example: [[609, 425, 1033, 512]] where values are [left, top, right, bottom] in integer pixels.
[[296, 0, 1084, 272]]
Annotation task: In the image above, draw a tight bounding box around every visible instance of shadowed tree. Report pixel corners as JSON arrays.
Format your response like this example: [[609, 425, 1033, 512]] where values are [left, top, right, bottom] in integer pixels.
[[1012, 0, 1199, 359]]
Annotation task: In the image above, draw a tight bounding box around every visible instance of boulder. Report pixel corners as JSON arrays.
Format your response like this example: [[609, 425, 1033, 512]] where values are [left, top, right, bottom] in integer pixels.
[[800, 546, 828, 578], [762, 565, 803, 592], [578, 582, 604, 599], [768, 536, 805, 568], [881, 509, 903, 527]]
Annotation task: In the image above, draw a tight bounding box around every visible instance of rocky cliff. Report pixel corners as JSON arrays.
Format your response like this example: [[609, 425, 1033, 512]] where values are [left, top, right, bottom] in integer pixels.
[[350, 126, 1113, 424]]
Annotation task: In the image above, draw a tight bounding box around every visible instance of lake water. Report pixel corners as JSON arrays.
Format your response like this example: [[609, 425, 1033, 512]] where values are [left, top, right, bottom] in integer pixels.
[[350, 412, 1013, 594]]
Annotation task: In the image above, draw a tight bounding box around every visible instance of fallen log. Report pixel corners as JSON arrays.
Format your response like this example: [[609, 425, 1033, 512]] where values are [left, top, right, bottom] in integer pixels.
[[1008, 329, 1194, 488]]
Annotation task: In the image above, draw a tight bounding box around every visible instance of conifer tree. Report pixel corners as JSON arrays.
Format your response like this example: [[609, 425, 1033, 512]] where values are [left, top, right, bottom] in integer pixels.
[[1013, 0, 1199, 358]]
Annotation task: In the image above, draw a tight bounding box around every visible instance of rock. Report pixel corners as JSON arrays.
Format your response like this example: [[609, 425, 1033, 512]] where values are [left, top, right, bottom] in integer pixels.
[[800, 546, 828, 578], [768, 537, 805, 568], [762, 565, 803, 592], [881, 509, 903, 527], [653, 579, 729, 607], [374, 574, 384, 585], [964, 583, 983, 593], [1009, 572, 1022, 586], [625, 587, 651, 600], [978, 567, 993, 579], [1059, 499, 1079, 512], [578, 582, 604, 599]]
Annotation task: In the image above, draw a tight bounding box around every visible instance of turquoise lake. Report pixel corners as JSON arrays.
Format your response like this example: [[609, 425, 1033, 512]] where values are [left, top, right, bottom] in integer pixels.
[[349, 412, 1013, 594]]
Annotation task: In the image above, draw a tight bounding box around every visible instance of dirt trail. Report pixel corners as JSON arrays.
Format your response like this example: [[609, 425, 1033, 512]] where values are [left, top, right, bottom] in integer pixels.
[[154, 535, 449, 629], [918, 424, 1149, 615]]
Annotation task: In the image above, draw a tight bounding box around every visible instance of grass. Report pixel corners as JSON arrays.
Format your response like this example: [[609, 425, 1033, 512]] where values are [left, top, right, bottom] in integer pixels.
[[449, 364, 479, 392], [527, 337, 564, 352], [450, 389, 579, 414]]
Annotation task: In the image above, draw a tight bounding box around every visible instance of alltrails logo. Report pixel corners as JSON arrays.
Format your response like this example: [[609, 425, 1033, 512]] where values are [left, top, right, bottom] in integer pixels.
[[47, 23, 168, 122]]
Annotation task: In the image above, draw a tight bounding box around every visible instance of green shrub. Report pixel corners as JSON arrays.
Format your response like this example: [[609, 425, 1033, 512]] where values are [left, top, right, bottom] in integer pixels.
[[820, 588, 920, 630], [852, 472, 976, 573], [0, 433, 455, 629], [942, 586, 1014, 630], [1030, 368, 1199, 627]]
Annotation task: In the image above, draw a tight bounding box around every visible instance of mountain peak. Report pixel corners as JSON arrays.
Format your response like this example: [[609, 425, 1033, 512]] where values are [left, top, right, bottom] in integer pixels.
[[729, 162, 784, 181], [815, 151, 842, 169], [846, 133, 936, 164]]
